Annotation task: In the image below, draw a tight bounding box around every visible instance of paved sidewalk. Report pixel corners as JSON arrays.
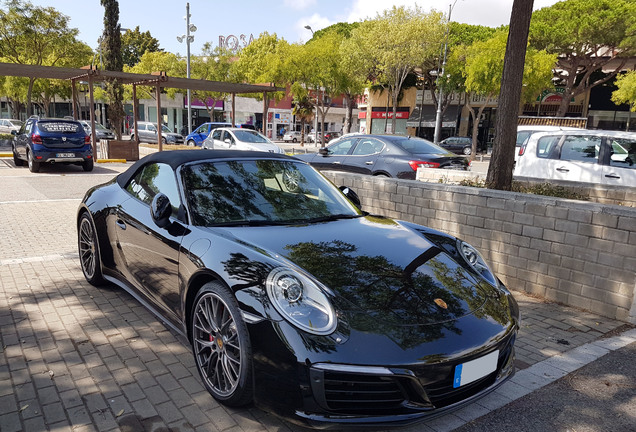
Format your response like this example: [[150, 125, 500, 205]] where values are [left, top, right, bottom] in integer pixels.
[[0, 160, 633, 432]]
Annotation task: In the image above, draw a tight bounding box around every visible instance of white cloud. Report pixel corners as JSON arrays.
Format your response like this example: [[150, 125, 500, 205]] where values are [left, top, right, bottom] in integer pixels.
[[294, 13, 333, 43], [283, 0, 317, 11]]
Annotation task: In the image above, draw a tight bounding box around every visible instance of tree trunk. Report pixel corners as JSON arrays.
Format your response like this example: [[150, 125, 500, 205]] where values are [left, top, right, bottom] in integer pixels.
[[486, 0, 533, 190], [262, 93, 270, 136], [26, 77, 35, 117], [343, 94, 353, 134]]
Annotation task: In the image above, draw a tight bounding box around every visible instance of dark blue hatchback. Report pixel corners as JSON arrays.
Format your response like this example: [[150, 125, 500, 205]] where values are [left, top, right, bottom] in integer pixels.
[[12, 117, 93, 172]]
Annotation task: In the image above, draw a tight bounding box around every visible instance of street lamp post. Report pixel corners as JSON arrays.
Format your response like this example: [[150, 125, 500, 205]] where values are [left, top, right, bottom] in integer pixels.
[[433, 1, 458, 144], [177, 3, 197, 135], [304, 25, 318, 146]]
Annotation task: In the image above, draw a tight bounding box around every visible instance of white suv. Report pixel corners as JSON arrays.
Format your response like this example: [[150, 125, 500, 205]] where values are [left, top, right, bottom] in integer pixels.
[[514, 129, 636, 187]]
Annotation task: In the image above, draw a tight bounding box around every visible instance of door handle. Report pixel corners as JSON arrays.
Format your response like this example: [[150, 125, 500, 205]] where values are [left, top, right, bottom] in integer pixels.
[[365, 161, 374, 165], [116, 220, 126, 230], [333, 161, 341, 164], [556, 167, 569, 172], [604, 174, 620, 179]]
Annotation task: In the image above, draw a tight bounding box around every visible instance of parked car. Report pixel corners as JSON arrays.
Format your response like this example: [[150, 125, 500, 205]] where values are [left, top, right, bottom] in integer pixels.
[[202, 127, 283, 153], [78, 120, 115, 141], [0, 118, 23, 134], [439, 136, 475, 155], [515, 125, 583, 164], [295, 134, 469, 179], [282, 130, 302, 143], [323, 131, 340, 142], [12, 116, 93, 172], [185, 122, 232, 146], [77, 149, 519, 429], [513, 129, 636, 186], [130, 121, 184, 144]]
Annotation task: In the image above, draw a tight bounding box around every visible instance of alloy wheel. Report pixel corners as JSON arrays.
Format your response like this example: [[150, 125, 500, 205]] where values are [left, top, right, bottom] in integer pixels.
[[193, 292, 242, 397], [79, 217, 97, 279]]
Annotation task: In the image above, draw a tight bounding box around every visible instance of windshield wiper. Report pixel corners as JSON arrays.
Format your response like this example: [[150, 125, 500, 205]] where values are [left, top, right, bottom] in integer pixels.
[[209, 219, 289, 227], [296, 213, 365, 224]]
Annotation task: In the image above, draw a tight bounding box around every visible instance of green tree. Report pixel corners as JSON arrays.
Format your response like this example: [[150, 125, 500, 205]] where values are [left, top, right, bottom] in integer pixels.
[[0, 0, 93, 116], [455, 30, 555, 159], [188, 44, 234, 122], [530, 0, 636, 117], [100, 0, 124, 138], [343, 6, 445, 133], [290, 84, 313, 146], [121, 26, 162, 67], [612, 71, 636, 113], [232, 32, 288, 136]]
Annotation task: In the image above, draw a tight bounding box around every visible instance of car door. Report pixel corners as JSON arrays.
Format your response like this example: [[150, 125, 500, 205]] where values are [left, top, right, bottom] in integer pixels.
[[548, 134, 603, 183], [215, 129, 235, 149], [343, 137, 385, 174], [14, 119, 34, 159], [204, 128, 222, 149], [115, 162, 184, 322], [312, 138, 357, 171], [192, 124, 209, 145], [602, 137, 636, 186]]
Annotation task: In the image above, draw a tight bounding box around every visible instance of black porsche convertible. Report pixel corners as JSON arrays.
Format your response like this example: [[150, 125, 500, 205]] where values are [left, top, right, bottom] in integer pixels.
[[77, 150, 519, 428]]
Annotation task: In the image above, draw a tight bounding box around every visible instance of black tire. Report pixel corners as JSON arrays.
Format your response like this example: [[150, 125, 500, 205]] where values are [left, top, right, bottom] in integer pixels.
[[191, 281, 253, 407], [27, 150, 40, 173], [83, 159, 94, 172], [187, 139, 196, 147], [463, 146, 472, 155], [78, 213, 105, 286], [13, 149, 24, 166], [162, 137, 167, 145], [292, 138, 297, 143]]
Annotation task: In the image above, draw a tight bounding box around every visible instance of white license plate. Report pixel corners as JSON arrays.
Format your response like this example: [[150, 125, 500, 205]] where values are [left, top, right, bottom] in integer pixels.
[[453, 350, 499, 388], [56, 153, 75, 158]]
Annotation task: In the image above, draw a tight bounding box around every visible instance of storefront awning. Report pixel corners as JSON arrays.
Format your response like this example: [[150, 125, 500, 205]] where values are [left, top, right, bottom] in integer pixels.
[[406, 105, 459, 128]]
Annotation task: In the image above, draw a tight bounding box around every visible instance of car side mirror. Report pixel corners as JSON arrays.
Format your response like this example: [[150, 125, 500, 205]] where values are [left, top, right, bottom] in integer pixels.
[[11, 130, 17, 135], [339, 186, 361, 210], [151, 193, 172, 228], [319, 147, 329, 156], [224, 138, 232, 145]]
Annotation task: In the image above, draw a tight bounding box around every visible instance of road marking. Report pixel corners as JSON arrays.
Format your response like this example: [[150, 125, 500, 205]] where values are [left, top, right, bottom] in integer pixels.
[[0, 198, 81, 205], [0, 252, 78, 266]]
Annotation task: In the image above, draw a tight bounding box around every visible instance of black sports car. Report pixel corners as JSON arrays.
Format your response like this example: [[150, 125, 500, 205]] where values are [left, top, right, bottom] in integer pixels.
[[295, 134, 469, 179], [77, 150, 519, 428]]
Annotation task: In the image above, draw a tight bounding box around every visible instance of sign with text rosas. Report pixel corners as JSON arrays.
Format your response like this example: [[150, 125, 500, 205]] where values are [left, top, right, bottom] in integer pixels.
[[219, 34, 254, 51]]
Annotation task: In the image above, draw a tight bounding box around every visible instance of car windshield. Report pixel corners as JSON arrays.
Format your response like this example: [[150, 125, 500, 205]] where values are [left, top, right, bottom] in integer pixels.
[[94, 123, 109, 131], [181, 159, 360, 226], [233, 130, 269, 143], [9, 120, 23, 127], [161, 125, 172, 133], [391, 137, 448, 154]]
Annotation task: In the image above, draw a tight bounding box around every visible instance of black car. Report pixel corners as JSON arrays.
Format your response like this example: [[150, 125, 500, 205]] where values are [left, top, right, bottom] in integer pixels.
[[439, 136, 475, 155], [13, 116, 93, 172], [77, 150, 518, 428], [295, 134, 469, 179]]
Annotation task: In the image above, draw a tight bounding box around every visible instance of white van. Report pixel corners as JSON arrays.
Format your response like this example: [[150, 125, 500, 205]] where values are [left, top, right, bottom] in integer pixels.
[[513, 129, 636, 187]]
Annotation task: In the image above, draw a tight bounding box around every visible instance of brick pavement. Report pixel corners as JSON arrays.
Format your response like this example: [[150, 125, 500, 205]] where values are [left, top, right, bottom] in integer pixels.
[[0, 167, 632, 432]]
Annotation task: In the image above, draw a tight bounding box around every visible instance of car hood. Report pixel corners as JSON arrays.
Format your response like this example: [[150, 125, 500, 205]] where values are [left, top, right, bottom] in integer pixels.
[[238, 141, 282, 153], [216, 216, 494, 326]]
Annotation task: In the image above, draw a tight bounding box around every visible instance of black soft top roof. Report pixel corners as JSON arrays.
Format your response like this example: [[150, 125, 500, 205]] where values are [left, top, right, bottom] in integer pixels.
[[116, 150, 296, 187]]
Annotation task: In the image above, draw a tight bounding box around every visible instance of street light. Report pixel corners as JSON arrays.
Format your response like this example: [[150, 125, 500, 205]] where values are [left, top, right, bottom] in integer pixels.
[[304, 25, 319, 145], [433, 1, 459, 144], [177, 2, 196, 135], [304, 25, 314, 35]]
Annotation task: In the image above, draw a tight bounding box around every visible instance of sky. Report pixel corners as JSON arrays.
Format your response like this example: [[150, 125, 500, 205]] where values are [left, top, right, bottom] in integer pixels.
[[27, 0, 562, 57]]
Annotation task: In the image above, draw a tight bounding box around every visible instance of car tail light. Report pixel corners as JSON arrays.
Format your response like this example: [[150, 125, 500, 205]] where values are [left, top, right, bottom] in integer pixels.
[[518, 145, 525, 156], [409, 160, 440, 170], [31, 133, 42, 144], [85, 135, 91, 144]]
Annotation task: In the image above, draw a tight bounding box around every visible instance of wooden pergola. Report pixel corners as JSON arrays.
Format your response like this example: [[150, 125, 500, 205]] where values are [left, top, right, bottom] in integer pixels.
[[0, 62, 282, 152]]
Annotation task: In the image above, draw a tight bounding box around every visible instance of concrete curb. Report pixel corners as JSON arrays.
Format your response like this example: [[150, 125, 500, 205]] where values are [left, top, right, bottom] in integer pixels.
[[96, 159, 127, 163]]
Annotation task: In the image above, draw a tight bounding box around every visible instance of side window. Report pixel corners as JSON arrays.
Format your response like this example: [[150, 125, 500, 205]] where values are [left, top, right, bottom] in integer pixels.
[[559, 135, 600, 163], [138, 124, 146, 131], [352, 138, 384, 156], [195, 125, 206, 134], [211, 129, 222, 140], [126, 163, 182, 217], [609, 138, 636, 169], [328, 139, 356, 155], [536, 135, 560, 158]]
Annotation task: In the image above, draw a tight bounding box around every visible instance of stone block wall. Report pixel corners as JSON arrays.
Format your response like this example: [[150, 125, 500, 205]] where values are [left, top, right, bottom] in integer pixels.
[[322, 172, 636, 323]]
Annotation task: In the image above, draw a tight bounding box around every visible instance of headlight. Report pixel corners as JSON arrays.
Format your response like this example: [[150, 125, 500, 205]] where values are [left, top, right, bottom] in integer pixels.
[[458, 241, 497, 287], [266, 267, 337, 335]]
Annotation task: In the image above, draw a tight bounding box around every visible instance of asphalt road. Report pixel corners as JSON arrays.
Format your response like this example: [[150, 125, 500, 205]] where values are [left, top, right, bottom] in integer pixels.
[[453, 342, 636, 432]]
